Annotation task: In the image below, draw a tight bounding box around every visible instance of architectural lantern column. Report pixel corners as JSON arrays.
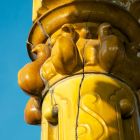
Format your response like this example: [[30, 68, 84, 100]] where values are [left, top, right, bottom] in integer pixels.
[[18, 0, 140, 139]]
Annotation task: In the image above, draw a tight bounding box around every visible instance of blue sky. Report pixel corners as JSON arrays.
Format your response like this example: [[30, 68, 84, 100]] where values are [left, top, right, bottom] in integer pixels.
[[0, 0, 40, 139]]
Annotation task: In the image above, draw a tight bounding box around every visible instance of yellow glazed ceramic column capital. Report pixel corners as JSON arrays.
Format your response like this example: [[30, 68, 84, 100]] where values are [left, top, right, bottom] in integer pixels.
[[18, 0, 140, 139]]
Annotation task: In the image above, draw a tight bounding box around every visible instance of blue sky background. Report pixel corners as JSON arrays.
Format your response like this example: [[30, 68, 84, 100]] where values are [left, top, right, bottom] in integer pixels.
[[0, 0, 40, 139]]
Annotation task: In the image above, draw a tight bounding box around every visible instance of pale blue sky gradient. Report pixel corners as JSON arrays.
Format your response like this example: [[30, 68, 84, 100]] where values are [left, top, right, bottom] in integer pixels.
[[0, 0, 40, 139]]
